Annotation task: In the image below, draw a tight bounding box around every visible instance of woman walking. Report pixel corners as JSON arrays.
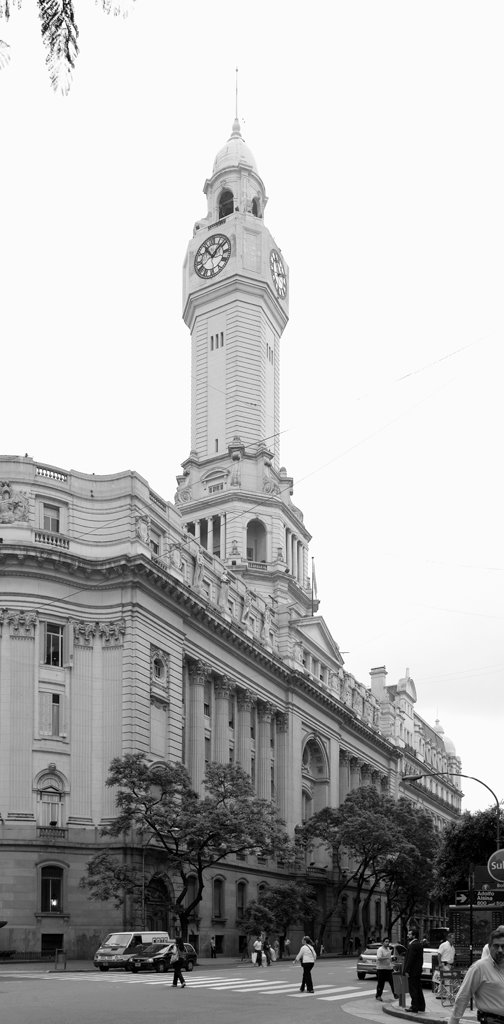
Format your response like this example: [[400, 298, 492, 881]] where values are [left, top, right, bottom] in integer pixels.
[[171, 937, 186, 988], [294, 935, 317, 993]]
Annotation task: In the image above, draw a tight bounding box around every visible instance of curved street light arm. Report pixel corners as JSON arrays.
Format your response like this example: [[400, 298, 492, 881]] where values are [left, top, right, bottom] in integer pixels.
[[402, 771, 500, 848]]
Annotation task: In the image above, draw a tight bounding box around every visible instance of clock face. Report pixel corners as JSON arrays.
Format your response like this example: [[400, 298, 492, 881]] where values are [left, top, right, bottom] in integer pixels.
[[270, 249, 287, 298], [194, 233, 231, 279]]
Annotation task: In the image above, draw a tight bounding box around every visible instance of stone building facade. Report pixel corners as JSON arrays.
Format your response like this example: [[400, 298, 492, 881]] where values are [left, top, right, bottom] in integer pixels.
[[0, 121, 462, 958]]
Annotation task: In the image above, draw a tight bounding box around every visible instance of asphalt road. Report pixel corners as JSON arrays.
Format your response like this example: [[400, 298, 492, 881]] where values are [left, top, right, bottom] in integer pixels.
[[0, 958, 390, 1024]]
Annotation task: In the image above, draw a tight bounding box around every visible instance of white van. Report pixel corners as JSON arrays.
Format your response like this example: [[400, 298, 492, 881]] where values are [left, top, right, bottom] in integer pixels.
[[94, 931, 170, 971]]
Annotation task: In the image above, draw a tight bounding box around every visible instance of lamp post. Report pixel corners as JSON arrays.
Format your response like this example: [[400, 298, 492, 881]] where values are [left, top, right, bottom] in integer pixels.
[[401, 772, 500, 848]]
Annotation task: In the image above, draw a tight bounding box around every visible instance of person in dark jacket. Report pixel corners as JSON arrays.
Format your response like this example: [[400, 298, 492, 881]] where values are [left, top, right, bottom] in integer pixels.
[[171, 937, 186, 988], [403, 927, 425, 1012]]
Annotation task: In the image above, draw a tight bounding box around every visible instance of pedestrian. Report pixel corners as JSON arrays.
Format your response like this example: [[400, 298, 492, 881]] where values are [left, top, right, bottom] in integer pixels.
[[293, 934, 317, 993], [210, 935, 216, 958], [438, 932, 456, 976], [403, 926, 426, 1013], [263, 936, 271, 966], [171, 937, 186, 989], [375, 937, 396, 1001], [482, 925, 504, 959], [273, 939, 280, 961], [448, 927, 504, 1024], [253, 936, 263, 966], [284, 937, 291, 960]]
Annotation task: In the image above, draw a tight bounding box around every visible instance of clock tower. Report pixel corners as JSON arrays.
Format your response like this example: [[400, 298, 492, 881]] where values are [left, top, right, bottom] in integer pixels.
[[177, 118, 315, 617]]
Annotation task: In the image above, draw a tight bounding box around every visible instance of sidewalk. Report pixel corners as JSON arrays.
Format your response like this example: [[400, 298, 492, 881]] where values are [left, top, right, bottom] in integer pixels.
[[382, 984, 477, 1024], [0, 955, 244, 974]]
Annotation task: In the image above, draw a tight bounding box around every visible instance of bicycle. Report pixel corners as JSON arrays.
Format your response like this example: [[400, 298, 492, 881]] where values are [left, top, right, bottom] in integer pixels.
[[435, 969, 465, 1006]]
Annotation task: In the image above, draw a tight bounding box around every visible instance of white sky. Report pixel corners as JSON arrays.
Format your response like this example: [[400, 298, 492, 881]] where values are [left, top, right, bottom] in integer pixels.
[[1, 1, 503, 817]]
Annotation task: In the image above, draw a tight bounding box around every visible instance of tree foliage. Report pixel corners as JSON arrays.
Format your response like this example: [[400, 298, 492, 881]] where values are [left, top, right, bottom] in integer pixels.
[[80, 755, 289, 939], [0, 0, 136, 94], [296, 787, 437, 944], [432, 806, 502, 903], [243, 881, 318, 940]]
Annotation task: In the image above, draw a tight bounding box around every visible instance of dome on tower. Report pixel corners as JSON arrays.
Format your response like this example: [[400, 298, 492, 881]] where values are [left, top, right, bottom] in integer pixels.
[[212, 118, 257, 174], [434, 718, 457, 755]]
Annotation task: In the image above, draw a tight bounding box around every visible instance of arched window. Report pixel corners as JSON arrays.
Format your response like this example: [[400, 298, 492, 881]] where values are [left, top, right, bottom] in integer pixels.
[[41, 865, 63, 913], [246, 519, 267, 563], [37, 771, 65, 827], [219, 190, 234, 218]]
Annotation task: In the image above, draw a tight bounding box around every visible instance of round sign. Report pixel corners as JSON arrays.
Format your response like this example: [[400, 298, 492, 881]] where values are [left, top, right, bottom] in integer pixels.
[[487, 850, 504, 883]]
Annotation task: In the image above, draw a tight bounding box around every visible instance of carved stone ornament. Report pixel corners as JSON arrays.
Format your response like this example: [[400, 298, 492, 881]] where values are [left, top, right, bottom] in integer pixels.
[[135, 514, 151, 544], [98, 619, 126, 643], [73, 620, 97, 645], [176, 486, 192, 505], [0, 481, 30, 523], [168, 542, 183, 570], [5, 608, 37, 637], [150, 647, 169, 686]]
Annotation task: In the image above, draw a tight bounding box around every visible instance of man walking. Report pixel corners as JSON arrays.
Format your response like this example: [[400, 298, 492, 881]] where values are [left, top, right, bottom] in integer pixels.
[[376, 938, 396, 1001], [448, 928, 504, 1024], [403, 927, 425, 1013]]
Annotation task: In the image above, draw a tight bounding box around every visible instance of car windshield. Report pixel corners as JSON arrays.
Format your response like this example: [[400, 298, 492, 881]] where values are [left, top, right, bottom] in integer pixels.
[[102, 933, 132, 948], [135, 944, 171, 956]]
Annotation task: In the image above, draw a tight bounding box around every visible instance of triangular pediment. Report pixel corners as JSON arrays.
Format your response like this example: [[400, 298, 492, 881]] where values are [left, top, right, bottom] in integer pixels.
[[291, 615, 344, 666]]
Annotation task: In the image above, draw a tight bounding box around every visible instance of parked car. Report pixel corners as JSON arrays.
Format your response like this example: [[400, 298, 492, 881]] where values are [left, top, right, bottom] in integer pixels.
[[128, 941, 198, 973], [357, 942, 406, 980], [93, 931, 171, 971], [420, 947, 440, 981]]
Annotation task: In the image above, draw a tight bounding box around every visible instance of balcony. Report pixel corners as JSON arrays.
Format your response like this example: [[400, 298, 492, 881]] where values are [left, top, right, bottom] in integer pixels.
[[34, 531, 70, 550], [37, 826, 67, 840]]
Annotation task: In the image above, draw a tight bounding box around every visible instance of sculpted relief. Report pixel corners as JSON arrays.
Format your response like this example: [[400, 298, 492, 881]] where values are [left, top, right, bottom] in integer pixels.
[[0, 481, 30, 523]]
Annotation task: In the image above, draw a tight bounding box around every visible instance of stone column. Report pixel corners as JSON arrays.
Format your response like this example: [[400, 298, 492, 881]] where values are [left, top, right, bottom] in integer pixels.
[[207, 517, 214, 555], [194, 520, 201, 542], [220, 515, 226, 558], [236, 689, 254, 776], [350, 756, 361, 791], [214, 676, 233, 765], [339, 750, 350, 804], [275, 712, 289, 821], [256, 702, 273, 800], [187, 660, 208, 791]]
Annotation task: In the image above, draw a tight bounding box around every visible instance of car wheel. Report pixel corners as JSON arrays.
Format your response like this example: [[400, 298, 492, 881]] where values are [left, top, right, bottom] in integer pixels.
[[98, 966, 109, 972], [131, 966, 139, 974], [357, 972, 366, 980], [186, 961, 194, 972]]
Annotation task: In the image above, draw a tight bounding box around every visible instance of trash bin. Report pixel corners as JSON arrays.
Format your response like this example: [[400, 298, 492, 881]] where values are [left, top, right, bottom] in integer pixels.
[[393, 972, 409, 1007]]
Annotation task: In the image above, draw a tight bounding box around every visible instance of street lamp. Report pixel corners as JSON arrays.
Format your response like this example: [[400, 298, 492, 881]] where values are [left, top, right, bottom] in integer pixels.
[[401, 772, 501, 848]]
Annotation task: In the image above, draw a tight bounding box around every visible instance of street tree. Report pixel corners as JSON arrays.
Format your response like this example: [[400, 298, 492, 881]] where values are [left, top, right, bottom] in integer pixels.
[[243, 881, 318, 952], [297, 787, 436, 948], [80, 754, 289, 939], [432, 806, 501, 903]]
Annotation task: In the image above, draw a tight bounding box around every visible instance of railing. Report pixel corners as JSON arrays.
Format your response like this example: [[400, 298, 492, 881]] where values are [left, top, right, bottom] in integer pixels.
[[34, 531, 70, 550], [35, 465, 67, 482], [37, 826, 67, 839]]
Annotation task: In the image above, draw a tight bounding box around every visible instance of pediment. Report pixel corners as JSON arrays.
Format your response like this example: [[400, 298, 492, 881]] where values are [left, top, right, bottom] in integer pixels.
[[291, 616, 344, 666]]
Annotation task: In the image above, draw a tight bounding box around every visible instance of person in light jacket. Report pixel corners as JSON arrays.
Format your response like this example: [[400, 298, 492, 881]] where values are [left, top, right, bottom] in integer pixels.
[[294, 935, 317, 993]]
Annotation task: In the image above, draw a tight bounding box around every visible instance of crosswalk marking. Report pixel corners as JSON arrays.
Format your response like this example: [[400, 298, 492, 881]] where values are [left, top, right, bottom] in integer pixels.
[[44, 970, 375, 1004]]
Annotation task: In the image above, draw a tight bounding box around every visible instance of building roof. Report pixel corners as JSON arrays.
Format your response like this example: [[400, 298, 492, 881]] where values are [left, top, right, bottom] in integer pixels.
[[212, 118, 257, 175]]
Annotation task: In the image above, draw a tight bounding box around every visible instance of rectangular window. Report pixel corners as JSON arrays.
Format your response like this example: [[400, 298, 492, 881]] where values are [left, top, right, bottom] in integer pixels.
[[39, 691, 64, 737], [45, 623, 64, 666], [41, 867, 63, 913], [150, 532, 161, 555], [43, 504, 60, 533], [40, 792, 61, 826]]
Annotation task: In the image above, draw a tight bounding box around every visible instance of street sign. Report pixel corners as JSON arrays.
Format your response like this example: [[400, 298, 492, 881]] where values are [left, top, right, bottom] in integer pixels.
[[488, 850, 504, 883], [455, 891, 469, 904], [474, 888, 504, 907]]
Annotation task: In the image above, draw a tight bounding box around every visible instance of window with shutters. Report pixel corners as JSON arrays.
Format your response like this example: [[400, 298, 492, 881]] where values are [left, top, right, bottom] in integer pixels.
[[37, 771, 65, 827], [39, 690, 65, 737]]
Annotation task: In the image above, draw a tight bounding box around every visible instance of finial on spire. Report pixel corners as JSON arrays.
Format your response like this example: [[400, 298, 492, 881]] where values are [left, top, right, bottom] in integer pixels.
[[230, 67, 242, 138]]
